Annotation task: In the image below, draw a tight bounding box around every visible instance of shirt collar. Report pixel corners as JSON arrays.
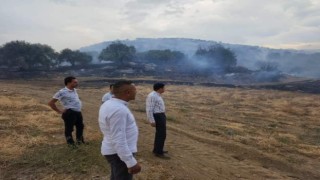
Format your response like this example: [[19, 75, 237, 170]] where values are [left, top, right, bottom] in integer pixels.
[[154, 91, 161, 96], [65, 87, 75, 92], [113, 98, 129, 106]]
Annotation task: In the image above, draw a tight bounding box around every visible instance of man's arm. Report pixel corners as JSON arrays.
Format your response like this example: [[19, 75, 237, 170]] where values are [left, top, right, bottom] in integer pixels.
[[146, 95, 156, 125], [109, 110, 139, 170], [48, 98, 63, 114], [101, 93, 107, 103]]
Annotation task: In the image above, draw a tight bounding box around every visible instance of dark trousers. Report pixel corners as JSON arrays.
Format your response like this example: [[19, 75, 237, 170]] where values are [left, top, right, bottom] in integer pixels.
[[61, 109, 84, 144], [153, 113, 166, 154], [104, 154, 133, 180]]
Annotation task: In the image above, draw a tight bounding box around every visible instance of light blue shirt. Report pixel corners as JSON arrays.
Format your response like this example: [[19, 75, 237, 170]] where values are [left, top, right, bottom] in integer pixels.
[[101, 92, 113, 103], [53, 87, 82, 112]]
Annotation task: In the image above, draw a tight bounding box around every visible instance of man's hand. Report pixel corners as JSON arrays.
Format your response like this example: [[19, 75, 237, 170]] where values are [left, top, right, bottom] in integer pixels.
[[150, 122, 156, 127], [60, 109, 67, 114], [128, 163, 141, 174], [48, 99, 64, 114]]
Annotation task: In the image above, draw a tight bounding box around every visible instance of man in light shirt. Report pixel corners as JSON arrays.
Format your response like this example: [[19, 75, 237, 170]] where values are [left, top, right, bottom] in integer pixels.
[[99, 80, 141, 179], [101, 84, 114, 103], [48, 76, 85, 146], [146, 83, 169, 159]]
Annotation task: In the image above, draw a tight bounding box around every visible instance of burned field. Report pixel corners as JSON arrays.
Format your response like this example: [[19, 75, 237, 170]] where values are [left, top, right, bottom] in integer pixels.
[[81, 76, 320, 95], [1, 78, 320, 179]]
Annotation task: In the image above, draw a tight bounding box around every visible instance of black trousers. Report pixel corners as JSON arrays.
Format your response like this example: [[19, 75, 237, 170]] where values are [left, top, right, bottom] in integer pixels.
[[61, 109, 84, 144], [104, 154, 133, 180], [153, 113, 166, 154]]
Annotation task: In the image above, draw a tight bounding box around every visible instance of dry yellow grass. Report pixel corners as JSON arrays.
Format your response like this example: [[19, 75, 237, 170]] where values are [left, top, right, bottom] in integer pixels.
[[0, 95, 56, 157], [1, 78, 320, 179]]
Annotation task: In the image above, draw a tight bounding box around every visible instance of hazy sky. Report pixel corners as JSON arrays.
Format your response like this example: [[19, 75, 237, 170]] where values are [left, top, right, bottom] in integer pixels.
[[0, 0, 319, 51]]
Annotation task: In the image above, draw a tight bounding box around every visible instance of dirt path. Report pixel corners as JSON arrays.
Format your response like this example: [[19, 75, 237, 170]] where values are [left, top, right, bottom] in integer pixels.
[[134, 115, 312, 180]]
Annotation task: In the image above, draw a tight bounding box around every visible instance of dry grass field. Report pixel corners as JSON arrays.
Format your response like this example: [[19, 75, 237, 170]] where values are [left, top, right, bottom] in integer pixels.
[[1, 77, 320, 179]]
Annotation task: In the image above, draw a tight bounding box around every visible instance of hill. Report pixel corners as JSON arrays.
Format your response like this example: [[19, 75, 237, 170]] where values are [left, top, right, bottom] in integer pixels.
[[80, 38, 320, 78]]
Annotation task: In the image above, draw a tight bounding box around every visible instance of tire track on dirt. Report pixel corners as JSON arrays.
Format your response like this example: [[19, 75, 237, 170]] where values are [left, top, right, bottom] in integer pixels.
[[166, 124, 319, 179], [135, 115, 281, 179]]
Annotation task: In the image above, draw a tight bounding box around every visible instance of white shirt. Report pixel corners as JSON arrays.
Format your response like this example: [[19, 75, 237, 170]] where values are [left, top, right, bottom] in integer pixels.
[[98, 98, 138, 168], [146, 91, 165, 123], [101, 92, 113, 103], [53, 87, 82, 112]]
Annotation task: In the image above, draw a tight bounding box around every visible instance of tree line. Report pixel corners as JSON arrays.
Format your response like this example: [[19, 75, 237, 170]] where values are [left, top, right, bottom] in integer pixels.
[[0, 40, 238, 73], [0, 41, 92, 71], [98, 41, 238, 74]]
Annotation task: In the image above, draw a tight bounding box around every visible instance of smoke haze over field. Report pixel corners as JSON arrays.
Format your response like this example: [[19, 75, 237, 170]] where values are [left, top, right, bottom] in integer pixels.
[[80, 38, 320, 78], [0, 0, 320, 51]]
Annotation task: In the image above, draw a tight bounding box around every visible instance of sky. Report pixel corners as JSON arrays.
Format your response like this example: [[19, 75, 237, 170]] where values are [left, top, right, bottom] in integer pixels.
[[0, 0, 319, 51]]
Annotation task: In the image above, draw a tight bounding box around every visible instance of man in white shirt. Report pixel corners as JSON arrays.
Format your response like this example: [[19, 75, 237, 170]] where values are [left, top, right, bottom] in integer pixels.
[[48, 76, 85, 146], [101, 84, 114, 103], [146, 83, 169, 159], [99, 80, 141, 179]]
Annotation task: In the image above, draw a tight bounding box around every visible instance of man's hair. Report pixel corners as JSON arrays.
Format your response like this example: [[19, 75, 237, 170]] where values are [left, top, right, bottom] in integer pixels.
[[153, 83, 165, 91], [113, 80, 133, 95], [64, 76, 76, 85], [109, 84, 114, 89]]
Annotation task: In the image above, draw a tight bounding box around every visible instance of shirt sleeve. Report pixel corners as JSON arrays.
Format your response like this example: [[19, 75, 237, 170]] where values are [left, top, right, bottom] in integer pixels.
[[53, 90, 63, 100], [102, 93, 107, 102], [102, 93, 113, 103], [146, 95, 155, 123], [109, 109, 137, 168]]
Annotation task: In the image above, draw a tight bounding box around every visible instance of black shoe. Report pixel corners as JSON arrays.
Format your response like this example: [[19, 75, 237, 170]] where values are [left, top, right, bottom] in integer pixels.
[[66, 136, 75, 144], [67, 141, 75, 145], [77, 141, 89, 145], [76, 141, 82, 145], [154, 153, 171, 159], [153, 150, 168, 154], [76, 136, 88, 145], [76, 140, 84, 145], [67, 143, 78, 149]]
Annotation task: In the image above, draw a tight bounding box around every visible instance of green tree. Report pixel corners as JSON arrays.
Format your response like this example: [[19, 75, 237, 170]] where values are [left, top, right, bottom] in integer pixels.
[[30, 44, 57, 69], [0, 41, 56, 70], [58, 49, 92, 67], [195, 44, 237, 69], [98, 42, 136, 65], [0, 41, 31, 69], [73, 50, 92, 66], [141, 49, 185, 65], [58, 48, 73, 65], [256, 61, 279, 72]]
